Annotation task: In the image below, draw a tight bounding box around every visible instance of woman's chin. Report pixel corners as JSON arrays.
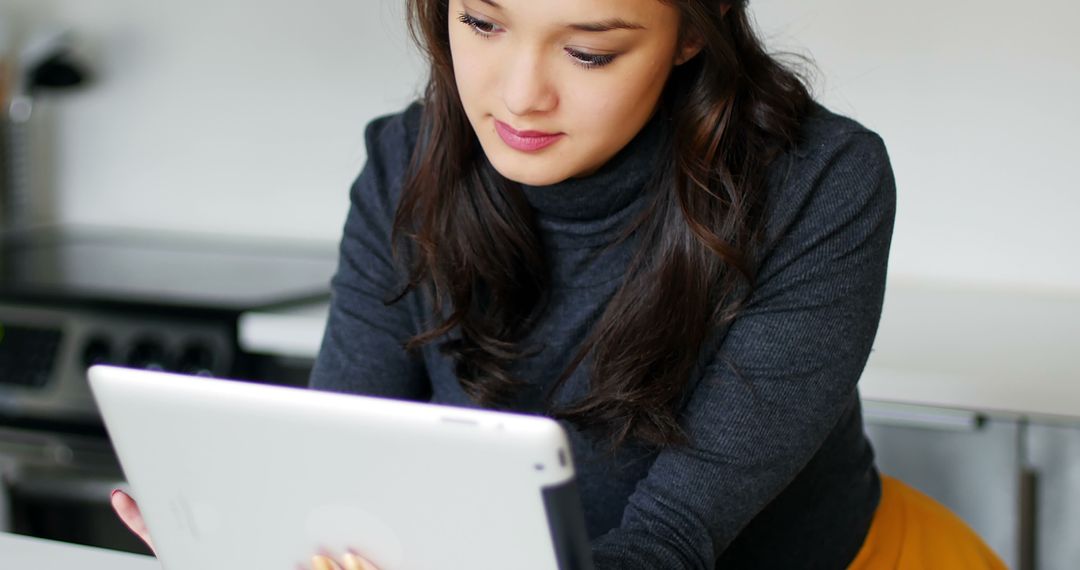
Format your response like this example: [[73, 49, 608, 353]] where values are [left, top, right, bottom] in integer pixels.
[[486, 156, 573, 187]]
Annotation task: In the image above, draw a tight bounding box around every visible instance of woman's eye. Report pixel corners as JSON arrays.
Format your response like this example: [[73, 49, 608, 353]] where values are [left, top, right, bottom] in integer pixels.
[[565, 48, 617, 70], [456, 12, 616, 70], [457, 12, 499, 37]]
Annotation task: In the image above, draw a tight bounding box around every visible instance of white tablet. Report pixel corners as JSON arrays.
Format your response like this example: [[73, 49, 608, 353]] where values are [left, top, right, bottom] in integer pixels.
[[87, 365, 593, 570]]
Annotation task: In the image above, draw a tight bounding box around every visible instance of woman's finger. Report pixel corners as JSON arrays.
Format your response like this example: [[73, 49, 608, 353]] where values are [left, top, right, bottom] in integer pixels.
[[311, 552, 379, 570], [110, 489, 156, 554], [311, 554, 344, 570], [343, 552, 380, 570]]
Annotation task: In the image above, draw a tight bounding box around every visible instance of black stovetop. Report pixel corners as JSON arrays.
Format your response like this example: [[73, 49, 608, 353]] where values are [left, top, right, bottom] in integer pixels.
[[0, 227, 338, 312]]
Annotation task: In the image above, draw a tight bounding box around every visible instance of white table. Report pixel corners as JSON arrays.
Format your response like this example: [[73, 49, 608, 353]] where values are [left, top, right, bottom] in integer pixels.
[[239, 301, 330, 360], [860, 281, 1080, 421], [239, 281, 1080, 421], [0, 532, 158, 568]]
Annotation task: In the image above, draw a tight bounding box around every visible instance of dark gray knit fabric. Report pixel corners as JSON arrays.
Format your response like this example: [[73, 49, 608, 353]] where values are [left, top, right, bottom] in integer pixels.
[[310, 100, 896, 569]]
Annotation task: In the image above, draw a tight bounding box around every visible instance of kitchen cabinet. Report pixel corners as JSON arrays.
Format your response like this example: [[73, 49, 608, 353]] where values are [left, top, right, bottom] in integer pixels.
[[0, 531, 156, 568], [865, 406, 1080, 570], [1026, 422, 1080, 570], [863, 403, 1024, 568]]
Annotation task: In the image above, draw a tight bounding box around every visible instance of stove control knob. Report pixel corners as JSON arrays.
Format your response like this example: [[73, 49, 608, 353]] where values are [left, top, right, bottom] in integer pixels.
[[177, 343, 216, 377], [127, 339, 169, 371], [81, 336, 113, 368]]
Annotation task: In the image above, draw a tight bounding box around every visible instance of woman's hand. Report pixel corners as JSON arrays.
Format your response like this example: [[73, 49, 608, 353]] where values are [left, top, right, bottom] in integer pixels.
[[112, 489, 379, 569], [112, 488, 379, 569], [310, 552, 380, 570], [110, 489, 156, 555]]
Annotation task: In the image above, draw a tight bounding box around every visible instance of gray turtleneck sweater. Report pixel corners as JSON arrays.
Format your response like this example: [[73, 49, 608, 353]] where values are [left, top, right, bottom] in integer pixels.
[[310, 101, 895, 569]]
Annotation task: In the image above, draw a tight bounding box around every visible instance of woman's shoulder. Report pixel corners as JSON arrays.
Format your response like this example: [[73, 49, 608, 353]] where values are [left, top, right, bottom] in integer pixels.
[[360, 100, 426, 173], [770, 101, 895, 209], [339, 101, 427, 249], [792, 101, 890, 167], [759, 101, 897, 250], [347, 101, 426, 214]]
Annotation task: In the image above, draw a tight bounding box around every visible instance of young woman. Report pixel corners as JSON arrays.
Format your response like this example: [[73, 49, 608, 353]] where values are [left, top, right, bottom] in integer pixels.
[[114, 0, 1006, 567]]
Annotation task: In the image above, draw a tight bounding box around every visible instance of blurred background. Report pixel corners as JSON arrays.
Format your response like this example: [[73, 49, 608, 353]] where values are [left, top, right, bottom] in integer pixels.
[[0, 0, 1077, 568]]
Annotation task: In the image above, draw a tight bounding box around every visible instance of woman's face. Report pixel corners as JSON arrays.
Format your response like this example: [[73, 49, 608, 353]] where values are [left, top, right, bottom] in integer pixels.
[[447, 0, 698, 186]]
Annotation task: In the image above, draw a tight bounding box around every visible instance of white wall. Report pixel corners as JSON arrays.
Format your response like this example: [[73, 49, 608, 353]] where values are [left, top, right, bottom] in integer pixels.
[[4, 0, 424, 242], [751, 0, 1080, 292], [5, 1, 1080, 291]]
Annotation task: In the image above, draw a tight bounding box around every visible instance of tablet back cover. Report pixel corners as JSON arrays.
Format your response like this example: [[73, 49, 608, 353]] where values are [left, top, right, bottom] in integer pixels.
[[89, 365, 593, 570]]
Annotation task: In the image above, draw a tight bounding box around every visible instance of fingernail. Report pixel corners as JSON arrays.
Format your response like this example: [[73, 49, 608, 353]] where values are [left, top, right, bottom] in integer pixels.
[[312, 555, 346, 570], [344, 552, 377, 570], [342, 553, 361, 570]]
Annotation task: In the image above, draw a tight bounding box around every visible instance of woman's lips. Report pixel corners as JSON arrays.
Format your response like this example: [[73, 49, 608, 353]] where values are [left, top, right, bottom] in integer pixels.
[[494, 120, 564, 152]]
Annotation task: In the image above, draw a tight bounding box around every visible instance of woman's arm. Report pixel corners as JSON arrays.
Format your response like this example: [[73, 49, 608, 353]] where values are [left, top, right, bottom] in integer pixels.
[[309, 105, 431, 400], [110, 108, 431, 560], [591, 128, 897, 568]]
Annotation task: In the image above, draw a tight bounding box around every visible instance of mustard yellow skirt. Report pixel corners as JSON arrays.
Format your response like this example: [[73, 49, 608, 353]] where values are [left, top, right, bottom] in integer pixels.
[[849, 475, 1009, 569]]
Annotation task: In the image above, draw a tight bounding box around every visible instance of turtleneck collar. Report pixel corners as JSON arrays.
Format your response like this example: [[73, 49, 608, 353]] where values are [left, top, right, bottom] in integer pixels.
[[516, 112, 666, 222]]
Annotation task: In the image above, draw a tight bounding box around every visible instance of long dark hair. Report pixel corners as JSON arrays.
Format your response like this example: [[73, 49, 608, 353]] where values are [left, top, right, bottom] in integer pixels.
[[394, 0, 811, 449]]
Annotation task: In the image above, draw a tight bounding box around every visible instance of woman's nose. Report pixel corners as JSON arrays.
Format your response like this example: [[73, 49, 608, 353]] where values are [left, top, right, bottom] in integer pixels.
[[501, 48, 558, 117]]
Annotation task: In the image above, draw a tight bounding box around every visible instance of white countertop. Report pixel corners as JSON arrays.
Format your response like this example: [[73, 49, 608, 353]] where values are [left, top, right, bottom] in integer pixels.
[[239, 301, 330, 359], [239, 282, 1080, 421], [860, 282, 1080, 421], [0, 532, 158, 569]]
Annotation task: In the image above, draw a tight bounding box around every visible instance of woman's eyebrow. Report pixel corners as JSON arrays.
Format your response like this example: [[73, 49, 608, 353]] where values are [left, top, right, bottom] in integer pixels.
[[475, 0, 646, 32], [566, 18, 646, 33]]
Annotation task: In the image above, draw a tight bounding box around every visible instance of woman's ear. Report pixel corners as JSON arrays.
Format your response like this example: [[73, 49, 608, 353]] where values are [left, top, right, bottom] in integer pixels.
[[675, 3, 734, 65], [674, 32, 704, 65]]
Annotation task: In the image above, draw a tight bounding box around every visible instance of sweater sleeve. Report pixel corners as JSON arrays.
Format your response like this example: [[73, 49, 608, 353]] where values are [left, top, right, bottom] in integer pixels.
[[590, 130, 896, 568], [308, 105, 431, 400]]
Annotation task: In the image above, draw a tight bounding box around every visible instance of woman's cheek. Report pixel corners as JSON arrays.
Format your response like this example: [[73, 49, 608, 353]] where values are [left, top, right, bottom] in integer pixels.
[[457, 58, 497, 114], [570, 84, 629, 138]]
